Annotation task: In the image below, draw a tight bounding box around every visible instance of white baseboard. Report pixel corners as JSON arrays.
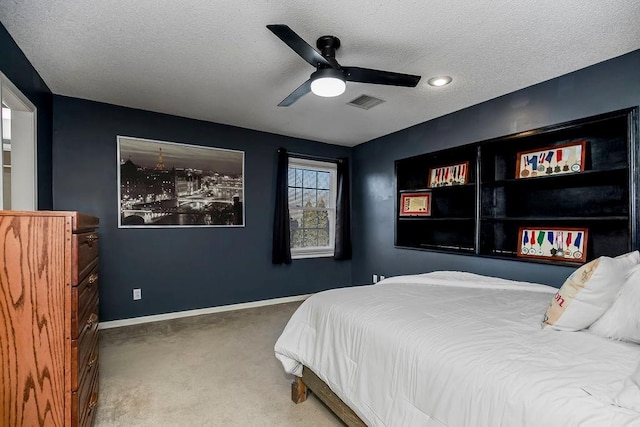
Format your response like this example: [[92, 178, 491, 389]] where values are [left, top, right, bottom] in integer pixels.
[[99, 294, 310, 330]]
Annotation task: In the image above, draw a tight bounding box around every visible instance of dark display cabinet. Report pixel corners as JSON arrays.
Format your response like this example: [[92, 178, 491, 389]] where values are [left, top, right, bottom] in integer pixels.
[[395, 108, 638, 265]]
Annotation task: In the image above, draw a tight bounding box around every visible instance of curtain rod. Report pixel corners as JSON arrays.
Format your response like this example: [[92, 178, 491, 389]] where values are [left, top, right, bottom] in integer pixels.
[[278, 148, 344, 164]]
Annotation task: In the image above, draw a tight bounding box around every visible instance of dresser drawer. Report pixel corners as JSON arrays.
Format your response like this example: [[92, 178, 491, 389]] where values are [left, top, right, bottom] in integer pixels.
[[71, 331, 99, 391], [81, 379, 99, 427], [72, 231, 99, 285], [79, 296, 99, 363], [71, 262, 99, 338], [72, 359, 99, 427], [72, 213, 100, 233], [71, 295, 99, 386], [73, 284, 99, 340]]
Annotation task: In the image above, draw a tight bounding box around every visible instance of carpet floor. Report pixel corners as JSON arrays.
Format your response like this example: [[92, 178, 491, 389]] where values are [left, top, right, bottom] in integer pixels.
[[95, 301, 343, 426]]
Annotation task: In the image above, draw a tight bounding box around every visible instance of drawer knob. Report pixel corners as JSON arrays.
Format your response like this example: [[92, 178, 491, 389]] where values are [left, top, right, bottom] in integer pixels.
[[86, 313, 98, 329], [88, 273, 98, 285], [88, 354, 98, 368], [88, 392, 98, 409], [86, 234, 98, 246]]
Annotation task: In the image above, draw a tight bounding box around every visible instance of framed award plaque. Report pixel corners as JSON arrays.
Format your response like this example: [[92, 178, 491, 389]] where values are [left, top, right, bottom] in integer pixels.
[[399, 192, 432, 216], [515, 140, 586, 179], [517, 227, 588, 263], [428, 161, 469, 188]]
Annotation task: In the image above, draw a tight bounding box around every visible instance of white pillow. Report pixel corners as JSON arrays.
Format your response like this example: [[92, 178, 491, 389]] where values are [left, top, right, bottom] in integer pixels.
[[542, 251, 640, 331], [614, 358, 640, 412], [589, 263, 640, 342]]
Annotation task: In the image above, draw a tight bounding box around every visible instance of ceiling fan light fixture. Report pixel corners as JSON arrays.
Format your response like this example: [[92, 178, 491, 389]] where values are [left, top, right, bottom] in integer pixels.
[[310, 68, 346, 97], [427, 76, 452, 87]]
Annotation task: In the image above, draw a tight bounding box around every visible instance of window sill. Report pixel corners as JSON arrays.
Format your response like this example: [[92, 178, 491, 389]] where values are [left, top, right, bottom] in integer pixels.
[[291, 251, 335, 260]]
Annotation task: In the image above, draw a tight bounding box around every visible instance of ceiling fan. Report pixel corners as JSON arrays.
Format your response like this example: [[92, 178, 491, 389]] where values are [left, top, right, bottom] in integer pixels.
[[267, 24, 421, 107]]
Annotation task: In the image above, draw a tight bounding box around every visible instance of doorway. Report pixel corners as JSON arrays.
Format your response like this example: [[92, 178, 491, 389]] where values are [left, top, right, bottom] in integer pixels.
[[1, 72, 37, 210]]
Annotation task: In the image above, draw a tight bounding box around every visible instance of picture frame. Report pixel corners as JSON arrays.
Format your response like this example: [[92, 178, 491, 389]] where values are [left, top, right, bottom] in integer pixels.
[[399, 192, 432, 216], [515, 140, 586, 179], [428, 161, 469, 188], [517, 227, 588, 263], [117, 136, 245, 228]]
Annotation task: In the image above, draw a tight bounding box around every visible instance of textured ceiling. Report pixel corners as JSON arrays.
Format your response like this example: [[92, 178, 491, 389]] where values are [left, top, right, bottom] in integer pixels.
[[1, 1, 639, 146]]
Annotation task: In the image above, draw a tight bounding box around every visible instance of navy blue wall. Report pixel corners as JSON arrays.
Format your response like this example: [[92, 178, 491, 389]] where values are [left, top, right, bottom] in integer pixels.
[[352, 50, 640, 288], [0, 22, 53, 209], [52, 96, 351, 321]]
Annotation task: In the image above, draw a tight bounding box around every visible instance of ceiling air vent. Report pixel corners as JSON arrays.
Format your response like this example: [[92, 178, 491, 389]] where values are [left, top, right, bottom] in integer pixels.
[[347, 95, 385, 110]]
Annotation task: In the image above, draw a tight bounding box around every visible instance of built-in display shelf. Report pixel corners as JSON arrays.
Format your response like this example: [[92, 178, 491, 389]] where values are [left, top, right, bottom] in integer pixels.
[[395, 107, 638, 265]]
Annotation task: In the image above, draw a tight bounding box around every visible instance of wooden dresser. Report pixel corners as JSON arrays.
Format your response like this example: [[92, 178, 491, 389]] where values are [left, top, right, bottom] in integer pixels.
[[0, 211, 100, 427]]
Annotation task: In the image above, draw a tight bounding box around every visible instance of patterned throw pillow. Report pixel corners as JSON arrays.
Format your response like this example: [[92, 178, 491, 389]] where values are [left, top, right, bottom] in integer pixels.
[[542, 251, 640, 331], [589, 264, 640, 343]]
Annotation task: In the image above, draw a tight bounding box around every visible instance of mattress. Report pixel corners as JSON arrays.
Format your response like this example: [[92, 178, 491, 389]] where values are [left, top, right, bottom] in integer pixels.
[[274, 271, 640, 426]]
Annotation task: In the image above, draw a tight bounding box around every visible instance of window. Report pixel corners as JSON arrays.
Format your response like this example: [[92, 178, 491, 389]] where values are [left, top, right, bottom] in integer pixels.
[[288, 157, 337, 258]]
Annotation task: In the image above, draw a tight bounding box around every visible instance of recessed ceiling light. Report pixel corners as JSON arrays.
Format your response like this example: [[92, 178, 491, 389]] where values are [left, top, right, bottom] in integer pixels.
[[427, 76, 452, 87]]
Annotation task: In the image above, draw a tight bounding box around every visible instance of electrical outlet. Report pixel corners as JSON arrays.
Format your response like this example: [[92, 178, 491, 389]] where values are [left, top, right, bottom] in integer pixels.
[[372, 274, 378, 284], [133, 288, 142, 300]]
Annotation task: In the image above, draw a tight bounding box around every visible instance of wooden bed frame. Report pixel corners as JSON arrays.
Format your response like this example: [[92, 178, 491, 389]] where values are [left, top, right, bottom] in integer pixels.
[[292, 366, 366, 427]]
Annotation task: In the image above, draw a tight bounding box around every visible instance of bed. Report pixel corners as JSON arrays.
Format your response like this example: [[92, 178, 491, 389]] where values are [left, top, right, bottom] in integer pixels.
[[274, 271, 640, 426]]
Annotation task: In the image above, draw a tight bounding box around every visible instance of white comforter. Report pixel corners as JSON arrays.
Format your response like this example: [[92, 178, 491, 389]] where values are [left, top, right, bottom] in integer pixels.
[[274, 272, 640, 426]]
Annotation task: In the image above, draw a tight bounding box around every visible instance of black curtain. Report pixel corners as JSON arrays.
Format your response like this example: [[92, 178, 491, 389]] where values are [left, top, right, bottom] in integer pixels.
[[272, 148, 292, 264], [334, 158, 352, 260]]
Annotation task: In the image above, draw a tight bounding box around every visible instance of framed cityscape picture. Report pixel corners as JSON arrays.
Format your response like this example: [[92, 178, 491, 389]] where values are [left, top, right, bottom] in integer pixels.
[[515, 140, 586, 179], [117, 136, 244, 228], [399, 191, 432, 216], [517, 226, 588, 263]]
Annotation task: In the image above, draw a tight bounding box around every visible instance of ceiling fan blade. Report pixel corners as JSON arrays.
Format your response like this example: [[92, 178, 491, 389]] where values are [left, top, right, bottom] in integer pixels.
[[343, 66, 421, 87], [267, 24, 332, 68], [278, 79, 312, 107]]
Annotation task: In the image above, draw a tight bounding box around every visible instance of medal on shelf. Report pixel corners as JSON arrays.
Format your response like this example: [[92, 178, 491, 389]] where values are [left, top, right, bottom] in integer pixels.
[[537, 152, 546, 172], [521, 155, 532, 177], [573, 232, 583, 259], [529, 157, 536, 176], [554, 149, 562, 173], [536, 231, 545, 255], [545, 151, 554, 175], [521, 230, 529, 254], [548, 231, 555, 255], [554, 231, 564, 257]]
